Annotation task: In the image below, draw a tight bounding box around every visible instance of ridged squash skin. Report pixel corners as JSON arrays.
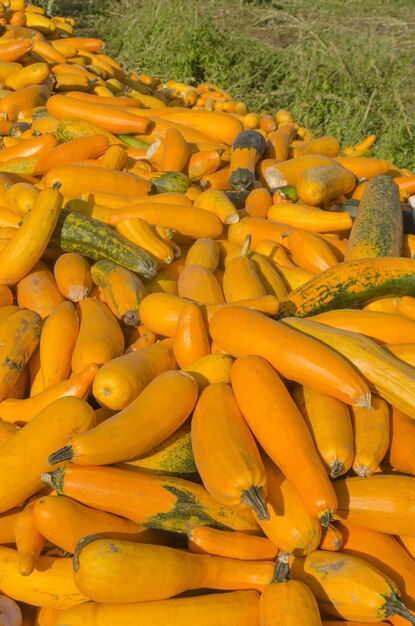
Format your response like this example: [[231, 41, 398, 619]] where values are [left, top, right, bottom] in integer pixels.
[[249, 252, 288, 300], [115, 217, 175, 265], [345, 175, 402, 260], [95, 262, 146, 326]]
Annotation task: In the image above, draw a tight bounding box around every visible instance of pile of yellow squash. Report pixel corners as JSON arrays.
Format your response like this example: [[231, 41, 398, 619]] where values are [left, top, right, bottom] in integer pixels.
[[0, 0, 415, 624]]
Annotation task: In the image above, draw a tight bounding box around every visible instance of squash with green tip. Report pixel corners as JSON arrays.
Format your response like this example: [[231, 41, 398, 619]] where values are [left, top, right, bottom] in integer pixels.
[[133, 170, 191, 194], [49, 210, 157, 280], [277, 257, 415, 318]]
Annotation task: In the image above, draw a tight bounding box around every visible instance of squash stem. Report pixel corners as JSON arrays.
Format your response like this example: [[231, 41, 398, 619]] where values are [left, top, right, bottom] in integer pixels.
[[355, 464, 370, 478], [319, 509, 334, 527], [240, 234, 252, 257], [384, 587, 415, 624], [41, 467, 65, 494], [330, 459, 345, 479], [356, 391, 372, 409], [73, 534, 104, 573], [48, 445, 74, 465], [241, 485, 270, 521], [121, 310, 140, 327], [272, 552, 291, 583]]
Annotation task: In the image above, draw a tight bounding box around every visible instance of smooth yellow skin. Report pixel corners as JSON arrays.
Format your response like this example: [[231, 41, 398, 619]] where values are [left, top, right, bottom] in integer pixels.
[[70, 370, 198, 465], [0, 396, 94, 513], [291, 549, 398, 622], [0, 546, 86, 609], [54, 590, 260, 626], [0, 187, 63, 285]]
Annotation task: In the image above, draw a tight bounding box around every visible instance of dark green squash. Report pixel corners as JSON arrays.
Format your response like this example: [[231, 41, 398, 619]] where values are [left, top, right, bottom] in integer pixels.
[[229, 130, 266, 192]]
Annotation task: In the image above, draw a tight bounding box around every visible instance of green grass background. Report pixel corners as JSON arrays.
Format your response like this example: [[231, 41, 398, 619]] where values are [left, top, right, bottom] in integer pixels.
[[41, 0, 415, 168]]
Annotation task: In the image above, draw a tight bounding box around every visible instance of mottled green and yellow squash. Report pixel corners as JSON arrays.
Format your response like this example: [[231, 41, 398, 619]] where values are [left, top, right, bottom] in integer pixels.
[[345, 175, 402, 260]]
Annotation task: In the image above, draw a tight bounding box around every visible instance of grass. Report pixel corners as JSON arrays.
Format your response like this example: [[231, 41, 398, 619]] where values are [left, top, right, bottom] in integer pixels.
[[40, 0, 415, 168]]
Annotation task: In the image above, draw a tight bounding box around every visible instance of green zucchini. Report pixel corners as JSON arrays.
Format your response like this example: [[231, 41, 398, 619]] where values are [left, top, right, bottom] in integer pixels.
[[49, 209, 157, 280], [277, 257, 415, 318], [229, 130, 266, 192], [345, 175, 402, 260]]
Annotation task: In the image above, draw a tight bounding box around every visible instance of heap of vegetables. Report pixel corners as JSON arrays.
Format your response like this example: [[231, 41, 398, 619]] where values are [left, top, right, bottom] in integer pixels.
[[0, 0, 415, 624]]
